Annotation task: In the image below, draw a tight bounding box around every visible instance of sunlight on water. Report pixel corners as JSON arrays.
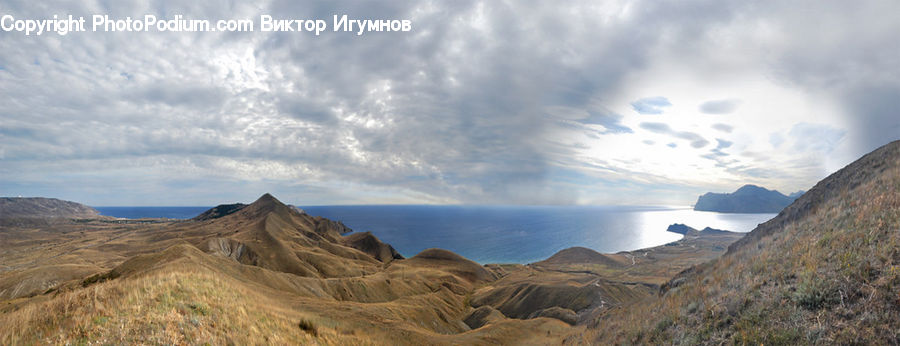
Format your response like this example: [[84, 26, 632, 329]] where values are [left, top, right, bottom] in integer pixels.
[[630, 207, 775, 252], [94, 205, 776, 264], [301, 205, 777, 264]]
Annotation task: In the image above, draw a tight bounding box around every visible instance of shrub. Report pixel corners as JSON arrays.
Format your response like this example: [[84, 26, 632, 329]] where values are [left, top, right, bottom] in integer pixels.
[[298, 319, 318, 337], [81, 271, 120, 287], [686, 302, 699, 314], [792, 275, 835, 310], [188, 302, 209, 316]]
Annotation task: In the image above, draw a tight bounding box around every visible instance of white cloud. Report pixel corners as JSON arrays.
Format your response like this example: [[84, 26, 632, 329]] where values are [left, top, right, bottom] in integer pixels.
[[699, 99, 741, 114], [1, 0, 898, 205], [630, 96, 672, 115]]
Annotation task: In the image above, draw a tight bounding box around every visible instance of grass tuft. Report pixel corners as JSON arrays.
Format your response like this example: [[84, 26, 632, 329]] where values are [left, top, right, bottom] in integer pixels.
[[297, 318, 318, 336]]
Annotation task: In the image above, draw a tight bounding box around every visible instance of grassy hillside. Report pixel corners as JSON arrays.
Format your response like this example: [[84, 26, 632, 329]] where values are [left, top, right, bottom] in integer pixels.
[[596, 140, 900, 344], [0, 193, 580, 344], [0, 246, 575, 344], [0, 197, 100, 219], [0, 188, 748, 344], [13, 137, 898, 345]]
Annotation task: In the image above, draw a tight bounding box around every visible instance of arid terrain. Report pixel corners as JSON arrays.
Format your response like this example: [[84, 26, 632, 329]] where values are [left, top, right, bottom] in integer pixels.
[[1, 140, 899, 344], [0, 196, 740, 344], [595, 140, 900, 343]]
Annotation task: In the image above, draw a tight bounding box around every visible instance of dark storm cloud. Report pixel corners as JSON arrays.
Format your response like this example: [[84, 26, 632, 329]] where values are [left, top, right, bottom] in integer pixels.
[[747, 1, 900, 160], [639, 122, 710, 148], [841, 86, 900, 154]]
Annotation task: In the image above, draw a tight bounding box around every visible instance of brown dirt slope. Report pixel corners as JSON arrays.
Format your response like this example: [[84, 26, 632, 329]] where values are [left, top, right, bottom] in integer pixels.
[[342, 231, 404, 263], [597, 140, 900, 344], [0, 193, 578, 344], [536, 246, 625, 268], [0, 190, 753, 344]]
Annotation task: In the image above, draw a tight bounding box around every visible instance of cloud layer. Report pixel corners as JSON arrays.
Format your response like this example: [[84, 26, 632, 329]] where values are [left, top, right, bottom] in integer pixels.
[[699, 99, 740, 114], [1, 0, 898, 206]]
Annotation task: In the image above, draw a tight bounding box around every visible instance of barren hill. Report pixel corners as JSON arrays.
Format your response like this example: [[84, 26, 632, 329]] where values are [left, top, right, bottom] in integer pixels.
[[537, 246, 624, 268], [0, 197, 100, 219], [191, 202, 246, 221], [0, 193, 576, 344], [694, 184, 800, 213], [598, 140, 900, 344], [0, 188, 749, 344]]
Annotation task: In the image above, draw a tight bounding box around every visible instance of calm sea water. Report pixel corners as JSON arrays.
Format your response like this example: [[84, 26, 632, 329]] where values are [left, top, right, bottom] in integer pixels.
[[95, 205, 775, 264], [95, 206, 212, 220]]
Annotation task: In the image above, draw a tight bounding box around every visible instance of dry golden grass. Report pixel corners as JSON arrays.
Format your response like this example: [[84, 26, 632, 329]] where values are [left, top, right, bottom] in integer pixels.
[[19, 164, 888, 346], [0, 267, 348, 344], [0, 262, 582, 345], [0, 191, 749, 345], [0, 233, 578, 344], [592, 143, 900, 344]]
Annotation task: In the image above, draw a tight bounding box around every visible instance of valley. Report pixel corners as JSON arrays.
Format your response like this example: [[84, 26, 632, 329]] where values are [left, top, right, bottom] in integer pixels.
[[2, 140, 899, 344]]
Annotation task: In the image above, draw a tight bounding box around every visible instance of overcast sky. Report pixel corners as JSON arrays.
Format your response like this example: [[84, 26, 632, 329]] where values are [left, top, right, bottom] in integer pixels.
[[1, 0, 898, 206]]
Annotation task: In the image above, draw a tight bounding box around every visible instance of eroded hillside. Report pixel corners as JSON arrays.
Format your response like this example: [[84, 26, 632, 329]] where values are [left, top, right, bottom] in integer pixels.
[[596, 140, 900, 344], [0, 194, 574, 344], [0, 191, 746, 344]]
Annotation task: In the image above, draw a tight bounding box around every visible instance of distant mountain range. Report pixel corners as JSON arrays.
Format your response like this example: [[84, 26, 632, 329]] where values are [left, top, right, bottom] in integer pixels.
[[694, 184, 804, 213]]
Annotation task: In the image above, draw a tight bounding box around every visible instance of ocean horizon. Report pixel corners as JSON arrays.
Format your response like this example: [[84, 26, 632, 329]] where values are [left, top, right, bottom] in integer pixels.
[[95, 205, 775, 264], [94, 206, 213, 220]]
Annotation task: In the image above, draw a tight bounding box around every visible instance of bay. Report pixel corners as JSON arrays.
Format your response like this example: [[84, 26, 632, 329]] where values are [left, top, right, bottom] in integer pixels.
[[95, 206, 212, 220], [95, 205, 775, 264], [299, 205, 773, 264]]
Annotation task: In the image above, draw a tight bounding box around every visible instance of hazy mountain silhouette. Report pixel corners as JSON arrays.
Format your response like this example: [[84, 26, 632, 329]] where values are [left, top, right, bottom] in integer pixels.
[[694, 184, 802, 213]]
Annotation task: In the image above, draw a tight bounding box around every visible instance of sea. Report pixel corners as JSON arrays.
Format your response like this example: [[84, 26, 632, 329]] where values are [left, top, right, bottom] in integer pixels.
[[94, 206, 212, 220], [94, 205, 775, 264]]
